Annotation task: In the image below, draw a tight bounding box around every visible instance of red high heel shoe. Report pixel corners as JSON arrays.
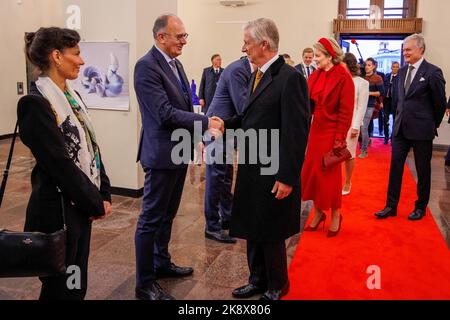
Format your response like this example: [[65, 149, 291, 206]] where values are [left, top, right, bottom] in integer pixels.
[[304, 214, 326, 232], [327, 215, 343, 238]]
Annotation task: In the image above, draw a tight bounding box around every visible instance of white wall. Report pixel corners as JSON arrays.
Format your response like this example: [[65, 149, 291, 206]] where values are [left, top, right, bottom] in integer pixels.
[[178, 0, 339, 85], [0, 0, 64, 136], [60, 0, 178, 190], [418, 0, 450, 145]]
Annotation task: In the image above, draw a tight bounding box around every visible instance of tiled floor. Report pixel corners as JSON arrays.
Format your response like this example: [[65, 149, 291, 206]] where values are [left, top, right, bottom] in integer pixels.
[[0, 138, 448, 300]]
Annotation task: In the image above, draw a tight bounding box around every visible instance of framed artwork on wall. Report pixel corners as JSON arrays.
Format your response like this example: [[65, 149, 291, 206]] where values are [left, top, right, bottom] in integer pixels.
[[69, 41, 130, 111]]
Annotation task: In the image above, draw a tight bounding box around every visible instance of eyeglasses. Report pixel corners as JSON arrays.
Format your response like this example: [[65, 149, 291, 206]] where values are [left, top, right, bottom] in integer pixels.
[[163, 33, 189, 41]]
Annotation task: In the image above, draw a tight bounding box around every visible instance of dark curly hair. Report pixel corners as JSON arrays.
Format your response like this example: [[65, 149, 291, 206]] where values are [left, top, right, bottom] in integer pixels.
[[25, 27, 81, 73], [343, 53, 360, 76]]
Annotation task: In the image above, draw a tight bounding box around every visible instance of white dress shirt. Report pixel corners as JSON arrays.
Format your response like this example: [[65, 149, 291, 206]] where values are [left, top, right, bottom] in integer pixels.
[[259, 54, 281, 74], [405, 57, 424, 87]]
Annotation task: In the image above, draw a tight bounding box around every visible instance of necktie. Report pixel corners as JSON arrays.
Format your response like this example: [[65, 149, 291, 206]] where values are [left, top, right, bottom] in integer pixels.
[[169, 60, 181, 82], [252, 70, 264, 93], [169, 60, 188, 94], [404, 65, 415, 93], [306, 66, 311, 78]]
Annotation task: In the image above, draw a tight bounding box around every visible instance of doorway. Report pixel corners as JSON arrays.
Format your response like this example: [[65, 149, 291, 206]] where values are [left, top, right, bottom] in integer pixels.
[[340, 35, 406, 139]]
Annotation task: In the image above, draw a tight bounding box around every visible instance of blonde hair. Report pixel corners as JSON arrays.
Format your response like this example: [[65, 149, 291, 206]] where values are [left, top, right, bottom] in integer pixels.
[[313, 38, 344, 65]]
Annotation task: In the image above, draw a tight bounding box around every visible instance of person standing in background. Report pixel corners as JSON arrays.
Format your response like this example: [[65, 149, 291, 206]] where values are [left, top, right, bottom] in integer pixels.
[[199, 54, 224, 114], [359, 58, 384, 159], [342, 53, 369, 196], [295, 47, 316, 80], [383, 61, 400, 144]]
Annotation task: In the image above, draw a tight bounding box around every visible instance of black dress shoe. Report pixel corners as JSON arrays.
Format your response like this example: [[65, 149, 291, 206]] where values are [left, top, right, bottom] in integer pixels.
[[259, 282, 290, 301], [221, 220, 230, 231], [408, 208, 426, 221], [135, 282, 175, 300], [232, 284, 266, 299], [155, 263, 193, 279], [205, 230, 237, 244], [375, 207, 397, 219]]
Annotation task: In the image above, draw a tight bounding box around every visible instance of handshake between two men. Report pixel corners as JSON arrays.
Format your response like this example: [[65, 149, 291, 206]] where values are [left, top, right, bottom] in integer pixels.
[[204, 116, 293, 201], [207, 116, 225, 139]]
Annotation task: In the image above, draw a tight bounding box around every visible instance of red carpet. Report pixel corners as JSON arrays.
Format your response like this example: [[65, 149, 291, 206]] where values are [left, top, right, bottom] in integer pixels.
[[286, 140, 450, 300]]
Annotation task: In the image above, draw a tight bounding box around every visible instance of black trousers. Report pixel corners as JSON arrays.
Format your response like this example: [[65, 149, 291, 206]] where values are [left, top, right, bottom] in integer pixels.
[[39, 208, 92, 300], [383, 98, 393, 141], [446, 147, 450, 166], [387, 130, 433, 210], [247, 241, 288, 291]]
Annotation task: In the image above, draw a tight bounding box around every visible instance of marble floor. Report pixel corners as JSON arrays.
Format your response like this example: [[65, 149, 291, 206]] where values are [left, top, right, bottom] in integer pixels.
[[0, 138, 449, 300]]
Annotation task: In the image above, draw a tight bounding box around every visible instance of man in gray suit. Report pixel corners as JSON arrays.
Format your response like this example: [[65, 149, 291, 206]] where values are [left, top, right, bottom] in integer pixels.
[[204, 56, 254, 243]]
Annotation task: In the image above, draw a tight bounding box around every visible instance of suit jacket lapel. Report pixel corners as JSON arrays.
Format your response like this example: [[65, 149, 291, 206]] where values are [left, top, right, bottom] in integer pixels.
[[398, 66, 407, 100], [246, 71, 273, 111], [152, 47, 182, 91], [406, 60, 427, 98]]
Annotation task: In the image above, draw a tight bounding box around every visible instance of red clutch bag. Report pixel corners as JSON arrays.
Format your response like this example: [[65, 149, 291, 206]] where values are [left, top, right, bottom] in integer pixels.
[[322, 148, 352, 169]]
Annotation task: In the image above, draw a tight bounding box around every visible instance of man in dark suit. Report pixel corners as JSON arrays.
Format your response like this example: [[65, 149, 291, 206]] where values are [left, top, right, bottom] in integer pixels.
[[199, 54, 224, 114], [376, 70, 386, 136], [222, 18, 309, 300], [446, 98, 450, 173], [134, 14, 222, 300], [383, 61, 400, 144], [375, 34, 447, 221], [295, 47, 316, 80], [204, 56, 254, 243]]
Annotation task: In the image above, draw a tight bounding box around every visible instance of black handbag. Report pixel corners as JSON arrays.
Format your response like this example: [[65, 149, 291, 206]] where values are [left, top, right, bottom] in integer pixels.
[[0, 122, 67, 278]]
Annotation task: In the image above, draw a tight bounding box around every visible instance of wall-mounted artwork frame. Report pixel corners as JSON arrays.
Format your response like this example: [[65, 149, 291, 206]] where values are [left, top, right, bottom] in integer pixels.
[[70, 41, 130, 111]]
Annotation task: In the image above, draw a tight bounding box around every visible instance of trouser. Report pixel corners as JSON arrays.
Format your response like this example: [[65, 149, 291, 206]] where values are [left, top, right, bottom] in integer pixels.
[[135, 167, 187, 288], [361, 107, 374, 152], [247, 241, 288, 291], [39, 210, 92, 301], [204, 163, 234, 232], [446, 147, 450, 166], [387, 131, 433, 210], [383, 98, 393, 141]]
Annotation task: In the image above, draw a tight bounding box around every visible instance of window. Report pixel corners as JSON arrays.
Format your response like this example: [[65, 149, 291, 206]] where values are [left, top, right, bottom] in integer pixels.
[[384, 0, 407, 18], [346, 0, 371, 19], [340, 0, 416, 19]]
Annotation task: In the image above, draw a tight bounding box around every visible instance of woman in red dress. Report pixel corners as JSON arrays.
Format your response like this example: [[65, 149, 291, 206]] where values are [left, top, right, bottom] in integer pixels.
[[301, 38, 355, 237]]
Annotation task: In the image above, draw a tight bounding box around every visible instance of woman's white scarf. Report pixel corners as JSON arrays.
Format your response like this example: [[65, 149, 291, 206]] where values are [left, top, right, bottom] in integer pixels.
[[36, 76, 101, 189]]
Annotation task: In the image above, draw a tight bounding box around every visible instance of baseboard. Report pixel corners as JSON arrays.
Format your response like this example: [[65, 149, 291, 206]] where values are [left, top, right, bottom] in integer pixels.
[[0, 134, 13, 141], [111, 187, 144, 198], [434, 144, 450, 152]]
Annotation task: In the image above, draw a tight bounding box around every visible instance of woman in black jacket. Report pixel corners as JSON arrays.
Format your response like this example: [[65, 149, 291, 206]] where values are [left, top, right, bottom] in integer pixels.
[[17, 27, 112, 300]]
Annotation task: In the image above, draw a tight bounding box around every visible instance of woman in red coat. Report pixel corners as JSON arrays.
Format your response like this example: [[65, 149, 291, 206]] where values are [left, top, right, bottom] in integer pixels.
[[301, 38, 355, 237]]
